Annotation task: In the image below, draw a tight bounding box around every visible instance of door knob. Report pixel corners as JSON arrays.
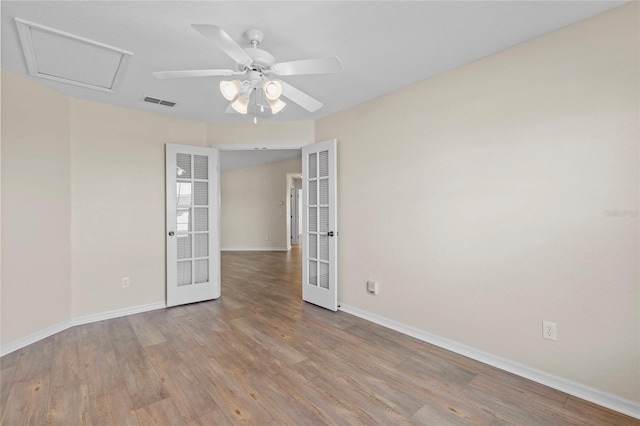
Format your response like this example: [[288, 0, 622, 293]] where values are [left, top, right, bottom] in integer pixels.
[[327, 231, 334, 237], [168, 231, 175, 236]]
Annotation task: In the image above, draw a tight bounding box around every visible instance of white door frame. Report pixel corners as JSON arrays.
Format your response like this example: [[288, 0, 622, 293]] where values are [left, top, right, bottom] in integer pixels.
[[213, 142, 337, 310]]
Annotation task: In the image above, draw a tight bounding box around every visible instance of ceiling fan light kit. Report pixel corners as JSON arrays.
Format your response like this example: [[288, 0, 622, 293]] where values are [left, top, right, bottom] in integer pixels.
[[220, 80, 242, 101], [268, 98, 287, 114], [263, 80, 282, 101], [153, 25, 344, 120], [231, 94, 250, 114]]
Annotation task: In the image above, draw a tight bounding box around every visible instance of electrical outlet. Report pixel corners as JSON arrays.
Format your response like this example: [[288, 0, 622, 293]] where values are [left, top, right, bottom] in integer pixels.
[[265, 235, 269, 241], [366, 280, 378, 295], [122, 277, 130, 288], [542, 321, 557, 341]]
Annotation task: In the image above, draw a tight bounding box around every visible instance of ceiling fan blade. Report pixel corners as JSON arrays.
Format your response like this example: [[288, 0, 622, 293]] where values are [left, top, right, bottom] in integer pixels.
[[191, 24, 252, 67], [278, 80, 323, 112], [271, 56, 343, 76], [153, 69, 238, 79]]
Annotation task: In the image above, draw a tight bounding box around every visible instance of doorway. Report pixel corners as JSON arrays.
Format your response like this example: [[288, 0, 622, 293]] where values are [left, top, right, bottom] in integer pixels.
[[290, 182, 302, 245]]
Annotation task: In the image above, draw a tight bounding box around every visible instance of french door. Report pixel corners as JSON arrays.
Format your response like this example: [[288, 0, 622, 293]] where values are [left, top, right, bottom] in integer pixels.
[[302, 139, 338, 311], [166, 144, 220, 307]]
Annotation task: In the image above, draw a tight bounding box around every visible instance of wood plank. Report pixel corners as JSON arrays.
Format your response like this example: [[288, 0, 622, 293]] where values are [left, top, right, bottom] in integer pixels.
[[83, 339, 126, 398], [128, 313, 167, 348], [11, 335, 54, 383], [1, 376, 50, 425], [0, 350, 20, 370], [90, 387, 139, 426], [187, 408, 234, 426], [0, 366, 16, 416], [51, 327, 86, 388], [146, 310, 198, 352], [47, 381, 91, 425], [178, 346, 276, 424], [563, 395, 640, 425], [106, 317, 169, 409], [135, 397, 186, 426], [145, 342, 218, 422]]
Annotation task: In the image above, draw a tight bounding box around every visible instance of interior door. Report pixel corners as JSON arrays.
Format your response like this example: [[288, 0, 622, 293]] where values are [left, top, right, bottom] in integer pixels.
[[302, 139, 337, 311], [166, 144, 220, 307]]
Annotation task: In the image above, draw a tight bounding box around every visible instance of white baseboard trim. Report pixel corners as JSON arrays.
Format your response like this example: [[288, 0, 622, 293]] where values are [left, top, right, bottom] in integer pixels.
[[338, 304, 640, 420], [221, 247, 289, 252], [0, 319, 72, 357], [71, 301, 166, 327], [1, 301, 166, 357]]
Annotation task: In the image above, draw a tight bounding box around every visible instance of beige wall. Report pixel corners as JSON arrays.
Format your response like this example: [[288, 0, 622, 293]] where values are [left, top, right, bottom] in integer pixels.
[[1, 3, 638, 404], [316, 4, 639, 401], [207, 121, 314, 147], [1, 70, 71, 344], [70, 99, 207, 317], [221, 158, 302, 250]]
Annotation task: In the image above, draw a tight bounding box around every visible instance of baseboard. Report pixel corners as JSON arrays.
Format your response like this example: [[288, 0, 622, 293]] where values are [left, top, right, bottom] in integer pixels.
[[338, 304, 640, 420], [1, 301, 166, 357], [0, 318, 72, 357], [221, 247, 289, 252], [71, 301, 166, 327]]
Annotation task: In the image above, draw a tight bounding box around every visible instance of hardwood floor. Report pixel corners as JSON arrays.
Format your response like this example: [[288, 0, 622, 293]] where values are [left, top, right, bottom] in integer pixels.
[[1, 246, 637, 425]]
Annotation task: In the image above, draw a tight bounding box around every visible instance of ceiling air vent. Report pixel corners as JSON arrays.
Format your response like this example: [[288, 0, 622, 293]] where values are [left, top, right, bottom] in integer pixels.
[[143, 97, 177, 107]]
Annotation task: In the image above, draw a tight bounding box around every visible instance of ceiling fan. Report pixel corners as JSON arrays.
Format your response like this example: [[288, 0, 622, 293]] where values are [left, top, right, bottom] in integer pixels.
[[153, 25, 344, 117]]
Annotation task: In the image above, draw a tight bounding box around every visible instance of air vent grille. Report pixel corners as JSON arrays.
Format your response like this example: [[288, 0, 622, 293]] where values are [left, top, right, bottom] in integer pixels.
[[143, 96, 176, 107]]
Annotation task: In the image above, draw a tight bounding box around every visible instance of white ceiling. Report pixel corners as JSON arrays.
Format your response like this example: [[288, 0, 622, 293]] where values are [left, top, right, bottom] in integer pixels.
[[1, 1, 626, 124]]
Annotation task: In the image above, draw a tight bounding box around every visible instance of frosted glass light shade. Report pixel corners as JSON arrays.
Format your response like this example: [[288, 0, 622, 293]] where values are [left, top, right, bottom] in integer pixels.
[[220, 80, 242, 101], [231, 95, 250, 114], [268, 98, 286, 114], [262, 80, 282, 101]]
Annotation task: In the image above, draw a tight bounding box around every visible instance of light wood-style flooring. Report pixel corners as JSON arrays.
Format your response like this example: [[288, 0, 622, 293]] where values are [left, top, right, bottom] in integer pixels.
[[1, 247, 637, 425]]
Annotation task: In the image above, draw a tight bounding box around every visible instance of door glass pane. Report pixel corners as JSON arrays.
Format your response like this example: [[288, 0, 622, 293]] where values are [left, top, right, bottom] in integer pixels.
[[309, 234, 317, 259], [176, 182, 192, 206], [308, 153, 317, 178], [194, 208, 208, 231], [309, 180, 317, 206], [319, 179, 328, 205], [194, 155, 208, 179], [194, 233, 208, 258], [308, 207, 317, 232], [319, 262, 329, 289], [194, 259, 208, 284], [319, 150, 329, 177], [320, 207, 329, 233], [177, 208, 191, 234], [309, 260, 317, 286], [319, 235, 329, 261], [177, 261, 192, 286], [177, 235, 192, 260], [177, 153, 191, 178], [194, 181, 208, 205]]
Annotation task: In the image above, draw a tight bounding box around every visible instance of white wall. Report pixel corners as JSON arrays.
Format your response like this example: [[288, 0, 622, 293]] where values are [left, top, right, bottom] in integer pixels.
[[316, 3, 639, 401], [221, 158, 302, 250], [1, 70, 71, 345]]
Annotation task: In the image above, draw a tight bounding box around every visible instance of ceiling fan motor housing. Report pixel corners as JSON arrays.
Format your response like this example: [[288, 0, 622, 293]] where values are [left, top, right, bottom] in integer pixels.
[[240, 48, 275, 72]]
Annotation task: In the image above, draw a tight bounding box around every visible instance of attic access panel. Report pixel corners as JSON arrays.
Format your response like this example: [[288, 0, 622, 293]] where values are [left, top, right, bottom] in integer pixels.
[[15, 18, 133, 93]]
